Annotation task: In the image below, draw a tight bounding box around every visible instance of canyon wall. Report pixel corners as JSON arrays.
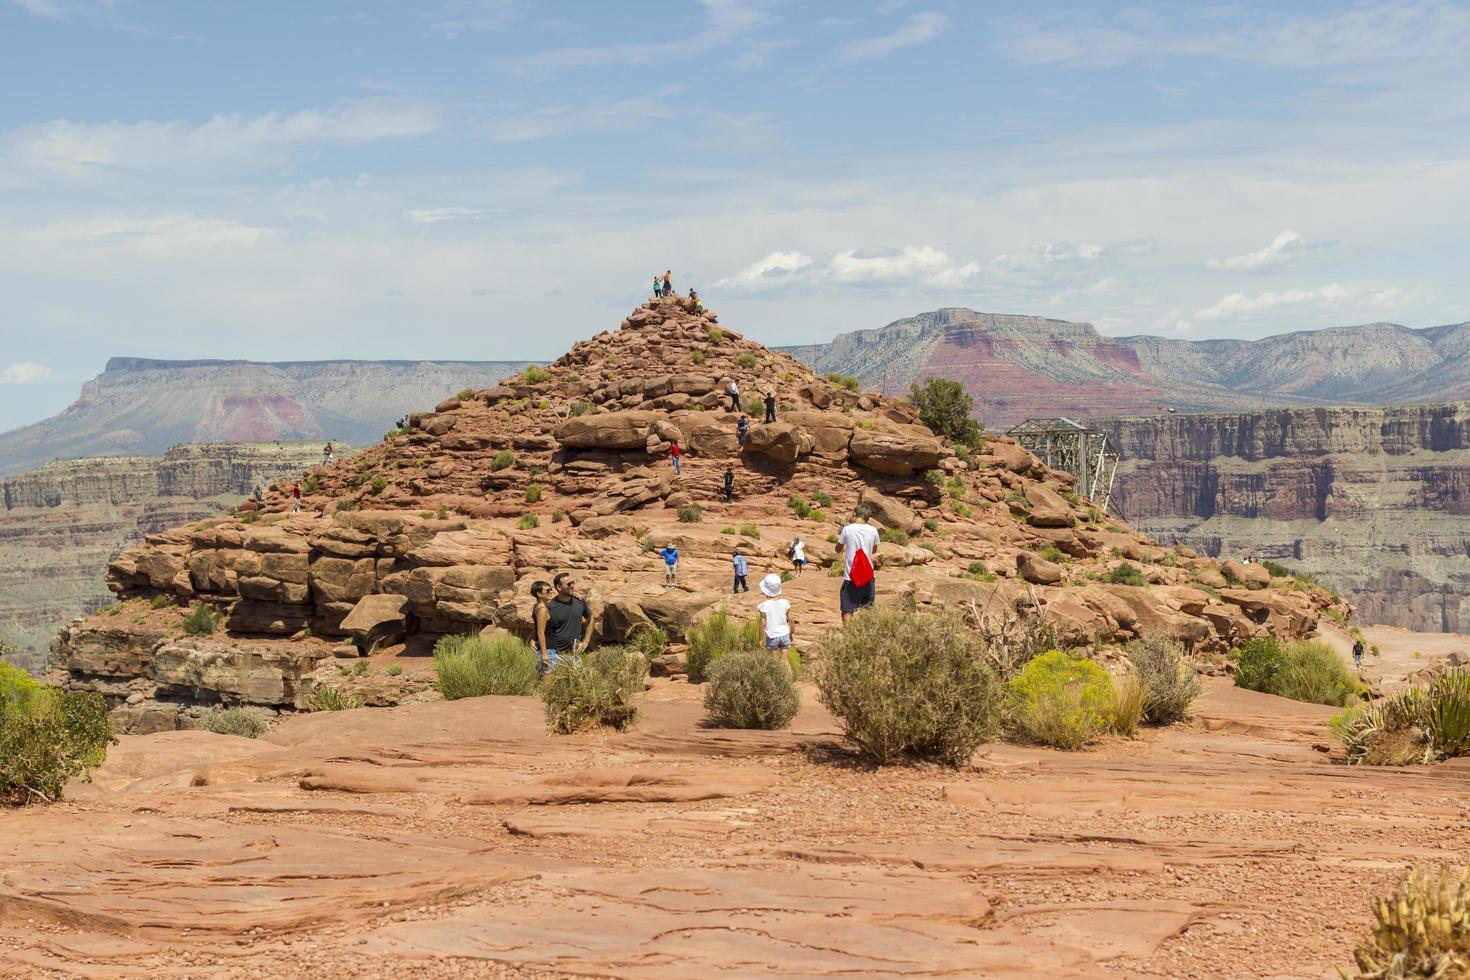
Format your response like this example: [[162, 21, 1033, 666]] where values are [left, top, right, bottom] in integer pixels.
[[1096, 403, 1470, 632], [0, 443, 325, 669]]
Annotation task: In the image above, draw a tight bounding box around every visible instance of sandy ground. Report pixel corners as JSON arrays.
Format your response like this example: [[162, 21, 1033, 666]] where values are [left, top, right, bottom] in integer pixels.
[[1319, 621, 1470, 692], [4, 671, 1470, 980]]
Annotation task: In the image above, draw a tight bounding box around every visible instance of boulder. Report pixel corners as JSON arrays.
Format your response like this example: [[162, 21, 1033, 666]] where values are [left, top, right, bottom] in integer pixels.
[[1222, 560, 1271, 588], [554, 410, 665, 450], [849, 422, 944, 475], [1017, 552, 1064, 585], [687, 421, 740, 456], [783, 411, 856, 455], [857, 487, 924, 535], [227, 600, 314, 636], [639, 588, 728, 640], [743, 422, 814, 464], [1025, 484, 1077, 528], [976, 440, 1035, 475], [153, 639, 328, 707], [340, 594, 411, 653]]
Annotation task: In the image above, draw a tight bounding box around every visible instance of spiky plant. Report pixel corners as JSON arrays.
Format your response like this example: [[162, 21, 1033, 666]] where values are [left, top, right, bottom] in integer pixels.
[[1349, 866, 1470, 978], [1427, 671, 1470, 757], [1332, 690, 1434, 767]]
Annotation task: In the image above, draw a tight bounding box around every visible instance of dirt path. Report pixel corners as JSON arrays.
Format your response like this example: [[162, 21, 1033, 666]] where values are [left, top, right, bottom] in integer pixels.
[[3, 678, 1467, 978]]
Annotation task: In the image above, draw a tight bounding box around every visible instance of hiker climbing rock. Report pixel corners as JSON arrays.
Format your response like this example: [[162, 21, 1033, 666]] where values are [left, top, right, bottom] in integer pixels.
[[731, 548, 749, 594], [737, 414, 750, 445], [669, 439, 683, 476], [723, 465, 735, 503]]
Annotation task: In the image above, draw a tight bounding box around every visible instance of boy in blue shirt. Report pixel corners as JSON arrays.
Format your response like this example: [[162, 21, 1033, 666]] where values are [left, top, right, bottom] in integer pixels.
[[659, 544, 679, 587], [732, 548, 749, 593]]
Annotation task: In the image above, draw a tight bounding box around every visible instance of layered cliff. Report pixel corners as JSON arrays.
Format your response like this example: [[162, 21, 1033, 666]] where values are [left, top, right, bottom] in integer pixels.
[[1097, 403, 1470, 632], [0, 443, 326, 670], [0, 357, 533, 477]]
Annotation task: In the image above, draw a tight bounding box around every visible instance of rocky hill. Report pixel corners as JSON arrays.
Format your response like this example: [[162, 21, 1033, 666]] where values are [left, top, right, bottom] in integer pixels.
[[47, 298, 1338, 733], [1, 443, 325, 670], [1097, 403, 1470, 633], [0, 356, 533, 477], [788, 309, 1470, 428]]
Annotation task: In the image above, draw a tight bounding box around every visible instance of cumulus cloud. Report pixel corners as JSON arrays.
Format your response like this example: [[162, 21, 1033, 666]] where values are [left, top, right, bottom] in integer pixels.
[[1194, 283, 1409, 321], [1206, 229, 1319, 271], [0, 361, 55, 384], [715, 250, 813, 287], [830, 245, 978, 286], [841, 12, 946, 62]]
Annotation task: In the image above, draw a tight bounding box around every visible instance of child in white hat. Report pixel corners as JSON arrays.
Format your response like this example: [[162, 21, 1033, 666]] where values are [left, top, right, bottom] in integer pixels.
[[756, 573, 794, 651]]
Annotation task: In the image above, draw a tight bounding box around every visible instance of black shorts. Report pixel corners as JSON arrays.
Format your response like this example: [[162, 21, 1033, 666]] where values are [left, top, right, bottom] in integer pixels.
[[840, 579, 875, 614]]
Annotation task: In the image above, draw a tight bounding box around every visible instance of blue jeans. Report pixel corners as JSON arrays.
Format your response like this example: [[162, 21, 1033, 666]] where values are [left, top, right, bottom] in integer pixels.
[[538, 648, 562, 675], [672, 456, 682, 475]]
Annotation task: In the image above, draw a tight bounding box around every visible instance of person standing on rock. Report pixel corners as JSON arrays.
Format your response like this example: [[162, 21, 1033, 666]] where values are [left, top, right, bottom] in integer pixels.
[[253, 485, 263, 502], [544, 572, 592, 660], [723, 465, 735, 503], [1353, 638, 1365, 668], [322, 442, 333, 466], [653, 273, 663, 298], [291, 482, 302, 513], [763, 389, 777, 423], [837, 515, 880, 622], [757, 574, 794, 653], [663, 270, 672, 297], [727, 378, 741, 412], [736, 414, 750, 445], [669, 439, 683, 476], [659, 544, 679, 587], [732, 548, 749, 594], [530, 580, 555, 674], [788, 536, 806, 577], [689, 288, 701, 309]]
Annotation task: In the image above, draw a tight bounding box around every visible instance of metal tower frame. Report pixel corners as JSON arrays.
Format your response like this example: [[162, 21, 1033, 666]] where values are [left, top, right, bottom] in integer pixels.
[[1005, 417, 1119, 512]]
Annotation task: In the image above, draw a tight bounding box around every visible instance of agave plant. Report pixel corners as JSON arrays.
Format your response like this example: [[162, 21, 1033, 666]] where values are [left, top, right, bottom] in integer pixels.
[[1332, 689, 1434, 767], [1427, 671, 1470, 757], [1351, 866, 1470, 978]]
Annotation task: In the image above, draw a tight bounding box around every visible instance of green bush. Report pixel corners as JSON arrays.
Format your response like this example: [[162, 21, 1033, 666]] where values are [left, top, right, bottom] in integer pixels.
[[629, 625, 668, 662], [369, 475, 387, 495], [0, 663, 113, 804], [522, 365, 549, 384], [1008, 651, 1114, 750], [690, 349, 706, 365], [1259, 559, 1292, 578], [303, 474, 320, 493], [736, 352, 757, 369], [952, 501, 971, 518], [182, 604, 221, 636], [1038, 544, 1066, 564], [676, 505, 702, 524], [149, 594, 171, 610], [703, 650, 800, 730], [1125, 635, 1200, 724], [1106, 562, 1148, 586], [516, 512, 539, 529], [707, 327, 724, 345], [737, 523, 760, 538], [1334, 669, 1470, 766], [524, 483, 543, 503], [825, 371, 861, 392], [387, 663, 404, 677], [685, 608, 761, 683], [1349, 867, 1470, 978], [541, 648, 646, 734], [909, 377, 982, 447], [923, 517, 939, 532], [456, 387, 475, 400], [491, 449, 515, 471], [433, 634, 539, 699], [1233, 637, 1360, 707], [813, 606, 1001, 766], [878, 527, 909, 546], [308, 687, 363, 712], [811, 489, 833, 508], [569, 400, 595, 417], [198, 707, 268, 738]]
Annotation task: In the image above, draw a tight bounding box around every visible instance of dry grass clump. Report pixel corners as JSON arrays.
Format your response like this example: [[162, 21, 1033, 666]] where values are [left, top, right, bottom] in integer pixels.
[[1107, 672, 1145, 736], [1126, 634, 1201, 724], [198, 707, 269, 738], [703, 650, 799, 730], [813, 605, 1001, 766], [433, 634, 539, 699], [1348, 866, 1470, 978], [685, 608, 761, 683], [541, 648, 646, 734]]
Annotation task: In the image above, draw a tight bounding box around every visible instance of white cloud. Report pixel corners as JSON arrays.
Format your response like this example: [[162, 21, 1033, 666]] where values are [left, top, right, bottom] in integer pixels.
[[716, 250, 813, 287], [509, 0, 772, 69], [841, 12, 946, 62], [829, 245, 978, 286], [1206, 229, 1316, 271], [0, 361, 55, 385], [30, 214, 276, 255], [403, 207, 490, 224], [1194, 283, 1410, 322]]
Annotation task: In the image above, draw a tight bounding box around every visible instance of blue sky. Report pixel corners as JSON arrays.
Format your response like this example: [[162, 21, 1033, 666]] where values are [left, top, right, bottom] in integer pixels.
[[2, 1, 1468, 432]]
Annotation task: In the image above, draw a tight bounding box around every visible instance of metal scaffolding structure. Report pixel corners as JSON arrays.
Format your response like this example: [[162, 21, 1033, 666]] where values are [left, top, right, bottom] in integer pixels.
[[1005, 417, 1119, 513]]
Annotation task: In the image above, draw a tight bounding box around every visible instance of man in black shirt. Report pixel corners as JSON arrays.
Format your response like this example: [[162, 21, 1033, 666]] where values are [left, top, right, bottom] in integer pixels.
[[539, 571, 591, 662], [763, 390, 776, 423]]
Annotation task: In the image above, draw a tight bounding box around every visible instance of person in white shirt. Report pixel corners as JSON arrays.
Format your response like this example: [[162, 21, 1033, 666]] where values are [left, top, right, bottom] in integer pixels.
[[788, 536, 806, 577], [727, 378, 741, 412], [837, 516, 880, 622], [757, 574, 794, 651]]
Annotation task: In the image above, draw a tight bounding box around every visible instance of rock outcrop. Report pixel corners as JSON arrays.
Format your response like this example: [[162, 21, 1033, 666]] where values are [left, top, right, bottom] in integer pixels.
[[47, 297, 1337, 731]]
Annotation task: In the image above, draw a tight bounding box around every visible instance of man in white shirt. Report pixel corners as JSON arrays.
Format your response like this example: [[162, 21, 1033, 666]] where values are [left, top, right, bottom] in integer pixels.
[[837, 515, 880, 622], [757, 574, 794, 651], [727, 378, 741, 412]]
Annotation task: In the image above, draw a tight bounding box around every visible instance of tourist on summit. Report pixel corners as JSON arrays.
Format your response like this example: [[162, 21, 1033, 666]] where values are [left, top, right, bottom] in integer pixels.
[[1353, 638, 1365, 668], [669, 439, 683, 476], [290, 482, 302, 513], [732, 548, 749, 594], [322, 442, 333, 465], [543, 572, 591, 660], [837, 514, 880, 622], [253, 485, 263, 502], [757, 574, 794, 652], [763, 389, 776, 423], [659, 544, 679, 586], [727, 378, 741, 412], [653, 273, 663, 297], [530, 580, 555, 674], [788, 536, 806, 577], [689, 288, 701, 309], [663, 270, 672, 296], [723, 465, 734, 503]]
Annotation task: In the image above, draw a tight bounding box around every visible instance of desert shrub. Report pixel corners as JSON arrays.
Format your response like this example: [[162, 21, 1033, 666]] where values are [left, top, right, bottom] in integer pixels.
[[336, 499, 355, 512], [1108, 673, 1145, 736], [1259, 559, 1292, 578], [516, 512, 539, 530], [909, 377, 982, 447], [685, 608, 761, 683], [813, 606, 1001, 766], [721, 526, 736, 534], [925, 469, 944, 485], [1348, 866, 1470, 978], [1232, 636, 1287, 693], [703, 650, 800, 730], [1234, 637, 1360, 707], [551, 509, 566, 523], [707, 326, 724, 345], [308, 687, 363, 712], [433, 634, 539, 699], [491, 449, 515, 471], [825, 371, 861, 392], [149, 594, 171, 610], [1125, 635, 1200, 724], [1008, 651, 1114, 750], [923, 517, 939, 532], [736, 352, 757, 369], [541, 647, 646, 734], [952, 501, 971, 518], [676, 504, 702, 524], [198, 707, 268, 739], [690, 349, 706, 365], [878, 526, 909, 546], [629, 625, 668, 663], [0, 663, 113, 804], [1038, 544, 1066, 564], [369, 475, 387, 495], [811, 489, 833, 508], [1334, 670, 1470, 766], [522, 365, 549, 384], [303, 474, 320, 493], [456, 387, 475, 400], [738, 523, 760, 538], [524, 483, 543, 503], [569, 400, 595, 417], [182, 604, 221, 636], [1106, 562, 1148, 586], [386, 663, 404, 677]]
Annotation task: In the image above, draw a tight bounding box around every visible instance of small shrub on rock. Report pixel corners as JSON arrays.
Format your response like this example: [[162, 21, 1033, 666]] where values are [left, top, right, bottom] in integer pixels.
[[149, 594, 170, 610], [369, 476, 387, 495], [736, 352, 757, 369], [1125, 635, 1201, 724], [1334, 669, 1470, 765], [685, 608, 761, 682], [1038, 544, 1067, 564], [522, 365, 550, 384], [738, 523, 760, 538], [878, 527, 909, 546], [1106, 562, 1148, 586], [198, 707, 269, 738], [629, 625, 668, 663], [813, 606, 1001, 766], [516, 512, 540, 529], [433, 634, 539, 699], [1008, 651, 1114, 750], [491, 449, 515, 471], [308, 687, 363, 712], [703, 650, 800, 730], [524, 482, 543, 503], [542, 648, 646, 734], [182, 604, 221, 636], [569, 400, 595, 417], [676, 504, 702, 524], [0, 663, 113, 804], [1348, 866, 1470, 978]]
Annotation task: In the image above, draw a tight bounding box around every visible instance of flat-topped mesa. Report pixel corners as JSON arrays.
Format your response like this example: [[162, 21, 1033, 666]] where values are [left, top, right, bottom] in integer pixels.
[[52, 299, 1345, 733]]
